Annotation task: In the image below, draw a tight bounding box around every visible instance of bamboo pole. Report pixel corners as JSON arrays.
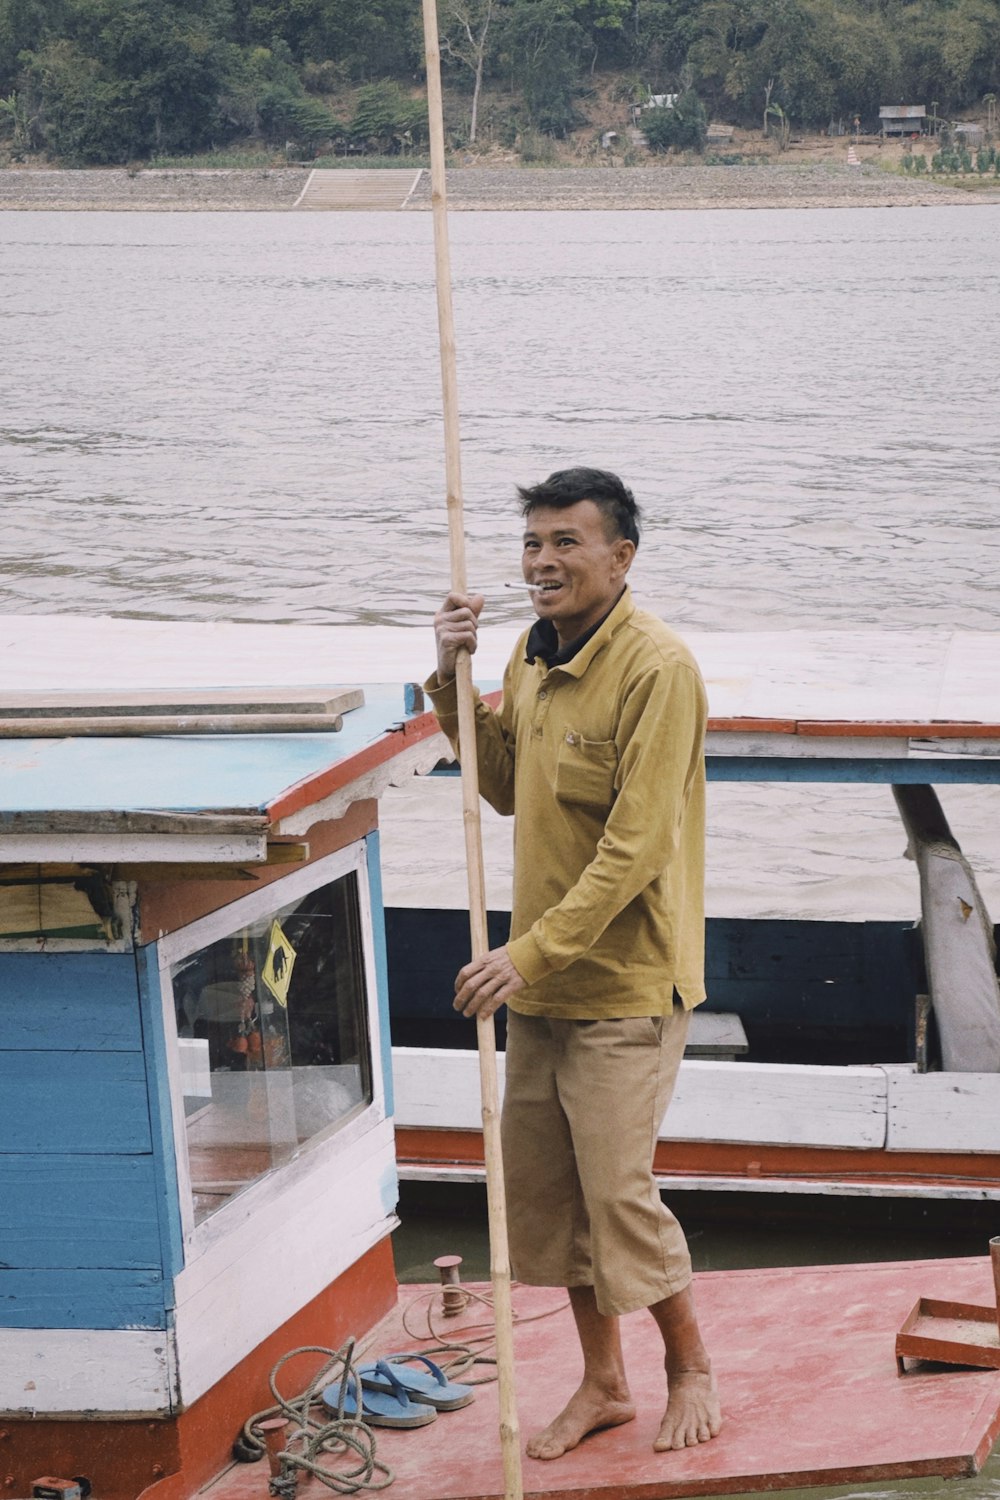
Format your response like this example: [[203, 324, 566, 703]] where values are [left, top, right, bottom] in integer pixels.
[[419, 4, 523, 1495]]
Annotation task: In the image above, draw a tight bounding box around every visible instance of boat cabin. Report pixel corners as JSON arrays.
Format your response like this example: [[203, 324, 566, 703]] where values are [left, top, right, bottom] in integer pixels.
[[0, 625, 445, 1500]]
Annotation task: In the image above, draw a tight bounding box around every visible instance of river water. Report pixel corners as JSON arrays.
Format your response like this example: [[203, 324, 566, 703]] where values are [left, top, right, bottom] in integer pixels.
[[3, 205, 1000, 1493], [2, 206, 999, 629]]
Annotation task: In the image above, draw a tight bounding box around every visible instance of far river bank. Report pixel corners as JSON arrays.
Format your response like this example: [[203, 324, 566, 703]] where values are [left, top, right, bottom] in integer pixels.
[[3, 161, 1000, 211]]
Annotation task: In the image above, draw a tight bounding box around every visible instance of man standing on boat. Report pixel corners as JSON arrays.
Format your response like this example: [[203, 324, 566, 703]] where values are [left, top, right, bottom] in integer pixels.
[[427, 467, 721, 1461]]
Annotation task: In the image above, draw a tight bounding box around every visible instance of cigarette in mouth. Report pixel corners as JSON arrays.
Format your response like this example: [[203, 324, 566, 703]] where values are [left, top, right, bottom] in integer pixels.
[[505, 582, 546, 593]]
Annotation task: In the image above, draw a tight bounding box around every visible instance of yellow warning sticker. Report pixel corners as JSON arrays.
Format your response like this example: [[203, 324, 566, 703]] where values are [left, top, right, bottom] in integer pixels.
[[261, 919, 296, 1007]]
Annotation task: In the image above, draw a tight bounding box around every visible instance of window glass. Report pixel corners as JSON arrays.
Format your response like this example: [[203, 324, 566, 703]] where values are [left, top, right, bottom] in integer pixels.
[[169, 872, 372, 1225]]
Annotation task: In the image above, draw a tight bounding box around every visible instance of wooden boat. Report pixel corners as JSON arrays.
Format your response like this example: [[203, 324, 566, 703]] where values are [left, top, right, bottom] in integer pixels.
[[376, 626, 1000, 1208], [2, 615, 1000, 1499]]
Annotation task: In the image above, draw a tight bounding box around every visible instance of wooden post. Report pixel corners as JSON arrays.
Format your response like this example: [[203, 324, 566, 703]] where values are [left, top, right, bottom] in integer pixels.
[[419, 2, 523, 1496]]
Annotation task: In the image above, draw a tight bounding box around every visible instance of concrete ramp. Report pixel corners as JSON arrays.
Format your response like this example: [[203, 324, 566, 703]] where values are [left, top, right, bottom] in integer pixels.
[[294, 168, 422, 210]]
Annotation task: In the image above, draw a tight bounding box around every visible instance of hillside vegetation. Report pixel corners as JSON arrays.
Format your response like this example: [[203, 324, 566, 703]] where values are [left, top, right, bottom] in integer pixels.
[[1, 0, 997, 165]]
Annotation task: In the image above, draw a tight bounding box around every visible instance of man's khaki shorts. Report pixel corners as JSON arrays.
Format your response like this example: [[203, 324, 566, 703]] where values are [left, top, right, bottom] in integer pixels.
[[500, 1007, 692, 1318]]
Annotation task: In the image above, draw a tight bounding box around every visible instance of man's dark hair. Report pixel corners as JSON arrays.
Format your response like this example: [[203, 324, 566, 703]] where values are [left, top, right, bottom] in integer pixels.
[[516, 467, 641, 548]]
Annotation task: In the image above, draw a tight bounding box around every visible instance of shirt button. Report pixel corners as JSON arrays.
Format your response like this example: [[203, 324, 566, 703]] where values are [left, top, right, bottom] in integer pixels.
[[538, 689, 547, 700], [565, 732, 576, 745]]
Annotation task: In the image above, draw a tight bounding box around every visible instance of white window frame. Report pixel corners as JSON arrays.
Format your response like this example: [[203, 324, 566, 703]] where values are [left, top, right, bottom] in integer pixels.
[[156, 841, 386, 1255]]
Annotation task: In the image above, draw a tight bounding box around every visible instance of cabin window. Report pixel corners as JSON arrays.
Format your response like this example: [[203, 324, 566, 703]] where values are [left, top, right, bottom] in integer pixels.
[[167, 868, 373, 1226]]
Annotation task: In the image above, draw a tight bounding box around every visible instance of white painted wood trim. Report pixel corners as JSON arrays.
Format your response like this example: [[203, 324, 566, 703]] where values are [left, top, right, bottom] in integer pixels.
[[910, 739, 1000, 758], [274, 732, 450, 836], [0, 833, 267, 863], [156, 841, 389, 1250], [172, 1119, 398, 1405], [153, 841, 398, 1398], [293, 168, 316, 208], [669, 1058, 887, 1147], [886, 1068, 1000, 1152], [0, 1328, 176, 1415], [703, 733, 905, 760], [390, 1049, 889, 1150], [397, 1162, 1000, 1201]]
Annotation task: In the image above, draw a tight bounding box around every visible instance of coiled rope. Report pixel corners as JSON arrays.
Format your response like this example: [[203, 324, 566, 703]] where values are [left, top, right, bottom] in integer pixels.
[[233, 1285, 568, 1492], [234, 1339, 393, 1495]]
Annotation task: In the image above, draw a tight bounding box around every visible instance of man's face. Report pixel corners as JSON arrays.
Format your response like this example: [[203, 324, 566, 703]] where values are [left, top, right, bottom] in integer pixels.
[[521, 500, 635, 646]]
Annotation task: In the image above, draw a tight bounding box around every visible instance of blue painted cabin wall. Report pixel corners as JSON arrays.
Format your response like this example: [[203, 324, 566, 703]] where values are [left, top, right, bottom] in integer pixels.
[[0, 951, 173, 1331]]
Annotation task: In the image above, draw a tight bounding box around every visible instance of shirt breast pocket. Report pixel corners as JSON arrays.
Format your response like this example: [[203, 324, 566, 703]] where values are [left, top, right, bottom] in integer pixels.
[[555, 734, 619, 809]]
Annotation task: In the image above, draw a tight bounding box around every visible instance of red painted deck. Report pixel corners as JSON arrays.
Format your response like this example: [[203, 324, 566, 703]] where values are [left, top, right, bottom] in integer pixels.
[[202, 1257, 1000, 1500]]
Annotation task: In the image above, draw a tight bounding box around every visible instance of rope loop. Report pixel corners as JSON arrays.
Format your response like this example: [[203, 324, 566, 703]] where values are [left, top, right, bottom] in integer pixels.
[[236, 1339, 394, 1495]]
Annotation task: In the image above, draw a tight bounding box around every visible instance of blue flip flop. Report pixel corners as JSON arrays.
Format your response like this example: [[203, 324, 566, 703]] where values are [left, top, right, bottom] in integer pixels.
[[358, 1354, 475, 1412], [322, 1367, 436, 1429]]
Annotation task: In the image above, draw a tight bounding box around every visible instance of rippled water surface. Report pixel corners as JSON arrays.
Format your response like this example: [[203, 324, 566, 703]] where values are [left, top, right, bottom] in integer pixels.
[[2, 205, 999, 629]]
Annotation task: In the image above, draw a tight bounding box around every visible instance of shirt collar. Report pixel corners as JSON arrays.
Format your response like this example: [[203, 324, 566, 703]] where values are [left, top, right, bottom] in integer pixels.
[[524, 586, 633, 674]]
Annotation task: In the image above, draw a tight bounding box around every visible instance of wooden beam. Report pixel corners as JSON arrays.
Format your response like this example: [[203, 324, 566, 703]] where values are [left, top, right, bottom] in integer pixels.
[[892, 785, 1000, 1073], [0, 712, 346, 737], [0, 833, 268, 864], [799, 719, 1000, 738], [0, 687, 365, 718], [0, 811, 268, 836], [263, 841, 310, 864], [122, 845, 309, 881]]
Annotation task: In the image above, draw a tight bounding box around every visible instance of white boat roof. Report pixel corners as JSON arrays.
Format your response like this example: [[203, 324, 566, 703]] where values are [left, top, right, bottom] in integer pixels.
[[2, 614, 999, 724], [2, 616, 998, 910]]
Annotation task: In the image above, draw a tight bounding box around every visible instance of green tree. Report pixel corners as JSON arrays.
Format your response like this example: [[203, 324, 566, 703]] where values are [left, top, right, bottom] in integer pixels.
[[440, 0, 496, 143], [19, 38, 139, 161], [256, 81, 340, 147], [305, 0, 422, 79], [938, 0, 1000, 107], [0, 0, 60, 91], [18, 0, 246, 159], [349, 79, 428, 152], [641, 85, 706, 147], [499, 0, 587, 136]]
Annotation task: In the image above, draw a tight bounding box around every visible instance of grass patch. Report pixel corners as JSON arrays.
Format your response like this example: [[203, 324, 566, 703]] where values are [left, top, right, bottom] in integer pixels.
[[145, 150, 430, 170], [147, 150, 283, 169], [704, 152, 768, 165], [309, 154, 430, 169]]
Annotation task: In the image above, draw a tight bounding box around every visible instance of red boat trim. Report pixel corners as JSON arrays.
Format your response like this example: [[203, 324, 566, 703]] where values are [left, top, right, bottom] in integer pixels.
[[394, 1128, 1000, 1189], [265, 690, 504, 825]]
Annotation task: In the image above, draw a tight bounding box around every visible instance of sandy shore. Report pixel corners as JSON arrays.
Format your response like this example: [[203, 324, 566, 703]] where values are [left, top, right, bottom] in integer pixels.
[[0, 167, 309, 211], [2, 161, 998, 211], [411, 163, 1000, 211]]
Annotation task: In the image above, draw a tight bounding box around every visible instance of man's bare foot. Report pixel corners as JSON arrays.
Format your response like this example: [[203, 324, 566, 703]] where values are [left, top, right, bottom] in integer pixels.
[[526, 1379, 637, 1461], [653, 1370, 722, 1451]]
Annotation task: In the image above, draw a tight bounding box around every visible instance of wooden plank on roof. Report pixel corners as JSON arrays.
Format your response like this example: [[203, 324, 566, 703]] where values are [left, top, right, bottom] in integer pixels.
[[0, 711, 350, 736], [0, 687, 365, 717], [0, 810, 269, 835]]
